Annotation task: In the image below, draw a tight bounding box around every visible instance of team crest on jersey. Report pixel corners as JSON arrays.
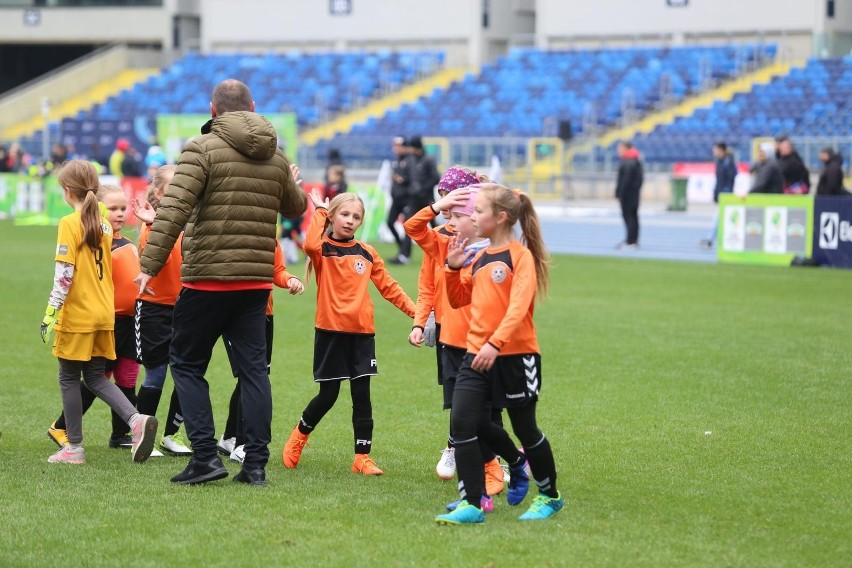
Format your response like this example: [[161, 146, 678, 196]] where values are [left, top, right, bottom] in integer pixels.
[[491, 265, 508, 284], [353, 259, 367, 274]]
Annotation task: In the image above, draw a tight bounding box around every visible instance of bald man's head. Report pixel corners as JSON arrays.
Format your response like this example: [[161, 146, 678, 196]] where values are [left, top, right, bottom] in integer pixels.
[[211, 79, 255, 115]]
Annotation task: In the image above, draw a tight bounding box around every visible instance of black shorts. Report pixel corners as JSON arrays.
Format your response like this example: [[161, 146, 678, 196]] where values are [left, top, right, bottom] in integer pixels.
[[110, 316, 137, 369], [313, 329, 377, 382], [439, 344, 465, 410], [134, 300, 174, 367], [455, 352, 542, 409], [224, 315, 274, 377]]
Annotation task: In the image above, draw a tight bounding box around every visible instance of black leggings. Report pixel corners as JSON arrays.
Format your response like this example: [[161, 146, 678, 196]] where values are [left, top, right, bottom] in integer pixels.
[[301, 377, 374, 454], [452, 385, 557, 504]]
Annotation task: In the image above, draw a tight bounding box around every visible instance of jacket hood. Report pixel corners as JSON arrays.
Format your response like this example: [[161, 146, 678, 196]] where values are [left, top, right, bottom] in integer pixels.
[[205, 111, 278, 160]]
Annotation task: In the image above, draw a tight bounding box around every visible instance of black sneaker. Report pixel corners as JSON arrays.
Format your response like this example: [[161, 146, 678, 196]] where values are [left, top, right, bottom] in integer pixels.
[[170, 456, 229, 485], [233, 467, 267, 487], [108, 434, 133, 449]]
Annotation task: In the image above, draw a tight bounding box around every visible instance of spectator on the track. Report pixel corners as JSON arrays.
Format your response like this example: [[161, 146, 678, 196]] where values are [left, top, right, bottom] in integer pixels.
[[749, 142, 784, 194], [776, 137, 810, 194], [386, 135, 412, 262], [121, 145, 143, 178], [614, 141, 643, 249], [816, 148, 850, 196], [699, 141, 737, 250], [392, 135, 440, 264]]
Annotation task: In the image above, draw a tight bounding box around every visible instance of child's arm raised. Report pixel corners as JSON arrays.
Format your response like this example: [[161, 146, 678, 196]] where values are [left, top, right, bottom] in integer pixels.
[[443, 235, 474, 309], [402, 189, 470, 260]]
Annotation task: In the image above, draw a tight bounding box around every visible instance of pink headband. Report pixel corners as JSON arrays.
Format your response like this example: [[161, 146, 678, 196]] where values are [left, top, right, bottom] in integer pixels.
[[450, 187, 479, 217], [438, 167, 478, 193]]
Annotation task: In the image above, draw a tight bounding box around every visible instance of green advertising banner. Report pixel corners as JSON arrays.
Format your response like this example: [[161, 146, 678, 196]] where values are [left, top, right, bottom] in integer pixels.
[[718, 194, 814, 266], [0, 174, 70, 226], [157, 113, 298, 163], [353, 184, 386, 243], [0, 173, 16, 220]]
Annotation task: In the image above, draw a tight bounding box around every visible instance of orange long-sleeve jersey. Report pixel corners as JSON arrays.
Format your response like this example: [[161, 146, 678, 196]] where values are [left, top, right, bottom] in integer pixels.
[[138, 223, 183, 306], [404, 205, 471, 349], [404, 206, 455, 327], [112, 233, 140, 317], [267, 240, 295, 316], [444, 240, 539, 355], [305, 207, 415, 334]]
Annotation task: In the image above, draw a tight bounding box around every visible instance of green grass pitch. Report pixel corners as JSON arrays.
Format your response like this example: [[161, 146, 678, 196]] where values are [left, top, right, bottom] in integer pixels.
[[0, 221, 849, 567]]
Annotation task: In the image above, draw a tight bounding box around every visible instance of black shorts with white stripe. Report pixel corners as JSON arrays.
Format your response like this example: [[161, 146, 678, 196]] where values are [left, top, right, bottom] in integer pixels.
[[454, 352, 542, 409], [313, 328, 377, 382]]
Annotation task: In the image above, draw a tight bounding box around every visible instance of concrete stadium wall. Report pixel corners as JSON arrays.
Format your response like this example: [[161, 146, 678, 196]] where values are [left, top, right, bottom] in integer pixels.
[[201, 0, 532, 66]]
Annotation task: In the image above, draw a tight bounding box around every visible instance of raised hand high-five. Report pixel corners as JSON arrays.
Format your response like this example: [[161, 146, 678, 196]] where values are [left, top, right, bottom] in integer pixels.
[[445, 234, 473, 270]]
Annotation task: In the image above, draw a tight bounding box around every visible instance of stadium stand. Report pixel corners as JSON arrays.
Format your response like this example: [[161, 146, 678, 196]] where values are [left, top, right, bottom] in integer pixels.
[[18, 50, 444, 158], [627, 56, 852, 166]]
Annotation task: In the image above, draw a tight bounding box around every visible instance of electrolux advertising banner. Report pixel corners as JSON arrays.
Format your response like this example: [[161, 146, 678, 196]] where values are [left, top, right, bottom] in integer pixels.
[[156, 113, 298, 164], [812, 197, 852, 268], [717, 194, 813, 266]]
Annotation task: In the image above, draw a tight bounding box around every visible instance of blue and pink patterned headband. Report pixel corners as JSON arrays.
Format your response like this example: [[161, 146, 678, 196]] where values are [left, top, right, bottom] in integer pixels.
[[438, 167, 478, 193]]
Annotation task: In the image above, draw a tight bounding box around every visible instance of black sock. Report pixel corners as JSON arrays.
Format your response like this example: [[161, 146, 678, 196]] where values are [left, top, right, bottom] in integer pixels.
[[353, 418, 373, 455], [297, 416, 314, 436], [136, 385, 162, 416], [454, 437, 484, 507], [524, 435, 558, 498], [164, 389, 182, 437], [111, 386, 136, 437]]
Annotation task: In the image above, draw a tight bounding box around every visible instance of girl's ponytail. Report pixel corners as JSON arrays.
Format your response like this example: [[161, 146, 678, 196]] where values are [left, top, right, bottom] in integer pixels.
[[57, 159, 102, 251], [80, 189, 104, 251], [516, 193, 550, 298]]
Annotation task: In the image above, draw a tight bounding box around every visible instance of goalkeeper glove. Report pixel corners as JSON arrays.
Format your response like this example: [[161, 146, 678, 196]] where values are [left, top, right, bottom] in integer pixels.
[[41, 306, 57, 344], [423, 311, 437, 348]]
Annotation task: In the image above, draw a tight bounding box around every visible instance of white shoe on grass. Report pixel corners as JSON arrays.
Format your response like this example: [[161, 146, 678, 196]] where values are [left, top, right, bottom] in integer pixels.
[[230, 444, 245, 464], [160, 432, 192, 456], [436, 447, 456, 480]]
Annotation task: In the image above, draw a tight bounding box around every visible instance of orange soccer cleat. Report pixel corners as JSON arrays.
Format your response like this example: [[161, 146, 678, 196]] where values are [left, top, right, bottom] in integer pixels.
[[352, 453, 384, 476], [484, 458, 505, 496], [282, 426, 309, 468]]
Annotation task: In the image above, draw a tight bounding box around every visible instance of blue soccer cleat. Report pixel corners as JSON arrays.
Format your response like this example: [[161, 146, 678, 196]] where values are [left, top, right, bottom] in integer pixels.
[[506, 460, 530, 505], [518, 493, 564, 520], [445, 495, 493, 513], [435, 500, 485, 525]]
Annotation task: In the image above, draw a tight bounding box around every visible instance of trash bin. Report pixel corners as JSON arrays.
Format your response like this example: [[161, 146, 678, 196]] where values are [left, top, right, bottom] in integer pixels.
[[668, 176, 688, 212]]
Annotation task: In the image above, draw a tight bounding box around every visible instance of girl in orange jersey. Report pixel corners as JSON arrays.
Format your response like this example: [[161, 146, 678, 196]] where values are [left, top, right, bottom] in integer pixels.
[[130, 165, 191, 457], [282, 191, 416, 476], [435, 183, 563, 525], [40, 160, 158, 464], [403, 167, 507, 501], [48, 184, 144, 449]]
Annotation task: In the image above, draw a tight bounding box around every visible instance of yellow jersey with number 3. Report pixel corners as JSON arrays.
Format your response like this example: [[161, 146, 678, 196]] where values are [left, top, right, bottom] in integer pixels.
[[54, 211, 115, 333]]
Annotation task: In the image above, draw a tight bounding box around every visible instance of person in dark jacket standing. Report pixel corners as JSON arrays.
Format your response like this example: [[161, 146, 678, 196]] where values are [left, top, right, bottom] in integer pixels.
[[776, 138, 810, 194], [700, 142, 738, 250], [134, 79, 307, 486], [750, 142, 784, 194], [816, 148, 849, 196], [615, 141, 643, 249], [393, 135, 440, 264], [386, 136, 412, 261]]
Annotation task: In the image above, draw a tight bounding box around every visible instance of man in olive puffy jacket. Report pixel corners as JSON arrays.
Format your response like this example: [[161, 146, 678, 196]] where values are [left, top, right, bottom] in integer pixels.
[[135, 79, 307, 486]]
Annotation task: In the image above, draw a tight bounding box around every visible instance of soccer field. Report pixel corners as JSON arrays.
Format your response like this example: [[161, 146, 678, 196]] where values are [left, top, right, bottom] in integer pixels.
[[0, 221, 849, 567]]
